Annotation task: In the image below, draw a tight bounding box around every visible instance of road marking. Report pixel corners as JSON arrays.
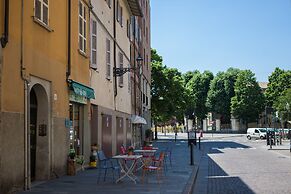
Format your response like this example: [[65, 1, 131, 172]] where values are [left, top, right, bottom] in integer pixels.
[[211, 147, 256, 150], [207, 175, 237, 178]]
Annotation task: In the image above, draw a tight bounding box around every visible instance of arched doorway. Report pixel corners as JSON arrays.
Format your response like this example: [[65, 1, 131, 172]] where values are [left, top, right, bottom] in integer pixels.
[[30, 88, 37, 181], [29, 83, 50, 181]]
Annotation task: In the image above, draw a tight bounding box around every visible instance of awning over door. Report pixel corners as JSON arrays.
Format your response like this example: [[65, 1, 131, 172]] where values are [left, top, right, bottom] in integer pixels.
[[68, 80, 95, 99], [131, 115, 147, 124]]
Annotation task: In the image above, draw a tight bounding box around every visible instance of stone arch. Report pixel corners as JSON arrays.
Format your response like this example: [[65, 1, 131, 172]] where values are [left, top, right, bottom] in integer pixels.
[[29, 78, 51, 181]]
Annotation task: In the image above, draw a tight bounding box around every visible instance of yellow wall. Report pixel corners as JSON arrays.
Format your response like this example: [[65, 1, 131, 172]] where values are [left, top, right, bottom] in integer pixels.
[[69, 0, 90, 86], [0, 1, 3, 34], [2, 0, 69, 117]]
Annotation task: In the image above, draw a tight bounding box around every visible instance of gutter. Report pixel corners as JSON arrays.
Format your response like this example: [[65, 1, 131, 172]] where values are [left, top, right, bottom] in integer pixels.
[[20, 0, 30, 190], [0, 0, 9, 48], [66, 0, 71, 80], [113, 0, 117, 98]]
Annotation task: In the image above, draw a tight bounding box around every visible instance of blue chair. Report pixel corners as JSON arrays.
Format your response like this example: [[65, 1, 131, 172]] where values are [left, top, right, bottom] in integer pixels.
[[97, 151, 120, 183]]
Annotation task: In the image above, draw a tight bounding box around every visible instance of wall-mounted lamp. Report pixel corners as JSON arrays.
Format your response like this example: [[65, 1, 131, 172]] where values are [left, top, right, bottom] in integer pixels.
[[113, 55, 143, 77]]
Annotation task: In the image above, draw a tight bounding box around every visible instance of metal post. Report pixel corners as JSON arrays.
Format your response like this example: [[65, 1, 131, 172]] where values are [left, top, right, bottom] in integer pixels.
[[270, 135, 272, 149], [198, 137, 201, 150], [190, 143, 194, 165]]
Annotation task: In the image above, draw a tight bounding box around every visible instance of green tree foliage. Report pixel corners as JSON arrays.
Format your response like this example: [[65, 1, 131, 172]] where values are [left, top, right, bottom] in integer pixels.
[[206, 68, 241, 123], [151, 49, 163, 63], [231, 70, 265, 128], [183, 71, 200, 119], [151, 49, 186, 124], [265, 68, 291, 107], [274, 88, 291, 122], [186, 71, 214, 120]]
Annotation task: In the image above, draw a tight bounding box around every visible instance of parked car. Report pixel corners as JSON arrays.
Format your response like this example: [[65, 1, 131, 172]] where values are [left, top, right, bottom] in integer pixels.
[[246, 128, 267, 140]]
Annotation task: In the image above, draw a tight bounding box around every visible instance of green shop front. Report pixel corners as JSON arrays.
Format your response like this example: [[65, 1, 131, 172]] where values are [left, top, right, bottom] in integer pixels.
[[67, 80, 95, 169]]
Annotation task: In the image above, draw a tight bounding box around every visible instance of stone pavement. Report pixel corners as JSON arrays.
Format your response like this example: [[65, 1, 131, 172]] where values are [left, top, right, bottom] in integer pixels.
[[19, 138, 202, 194]]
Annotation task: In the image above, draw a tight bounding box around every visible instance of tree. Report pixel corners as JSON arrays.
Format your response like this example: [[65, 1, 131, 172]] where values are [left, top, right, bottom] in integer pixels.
[[206, 68, 241, 123], [151, 49, 186, 138], [273, 88, 291, 126], [151, 49, 163, 64], [231, 70, 265, 129], [265, 68, 291, 107], [183, 71, 200, 120], [186, 71, 214, 123]]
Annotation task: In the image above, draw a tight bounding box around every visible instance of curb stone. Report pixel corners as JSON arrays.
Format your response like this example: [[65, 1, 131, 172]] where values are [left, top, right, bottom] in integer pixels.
[[182, 149, 203, 194]]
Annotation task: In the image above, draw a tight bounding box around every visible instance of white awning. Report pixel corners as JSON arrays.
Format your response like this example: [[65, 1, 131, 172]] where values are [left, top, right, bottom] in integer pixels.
[[131, 115, 147, 124]]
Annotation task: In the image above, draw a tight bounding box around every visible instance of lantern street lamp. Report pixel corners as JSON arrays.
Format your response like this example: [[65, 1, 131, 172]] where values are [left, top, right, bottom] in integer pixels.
[[113, 55, 143, 77]]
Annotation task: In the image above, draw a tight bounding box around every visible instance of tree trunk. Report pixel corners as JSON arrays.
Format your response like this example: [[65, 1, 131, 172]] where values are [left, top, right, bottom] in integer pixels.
[[164, 123, 166, 136]]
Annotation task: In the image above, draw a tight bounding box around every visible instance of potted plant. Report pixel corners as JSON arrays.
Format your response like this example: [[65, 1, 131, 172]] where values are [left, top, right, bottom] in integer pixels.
[[68, 148, 76, 159], [127, 146, 134, 155], [67, 148, 76, 175]]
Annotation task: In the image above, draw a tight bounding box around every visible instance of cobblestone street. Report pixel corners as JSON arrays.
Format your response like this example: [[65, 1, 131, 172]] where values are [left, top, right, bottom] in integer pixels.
[[193, 135, 291, 194]]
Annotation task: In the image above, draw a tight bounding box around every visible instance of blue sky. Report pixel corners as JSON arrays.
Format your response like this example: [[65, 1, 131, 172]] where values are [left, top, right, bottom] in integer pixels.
[[151, 0, 291, 82]]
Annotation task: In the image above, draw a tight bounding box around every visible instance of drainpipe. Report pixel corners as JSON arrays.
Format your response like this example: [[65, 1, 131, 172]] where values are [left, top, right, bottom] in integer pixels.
[[66, 0, 71, 80], [0, 0, 9, 48], [113, 0, 117, 98], [133, 18, 136, 115], [20, 0, 30, 190]]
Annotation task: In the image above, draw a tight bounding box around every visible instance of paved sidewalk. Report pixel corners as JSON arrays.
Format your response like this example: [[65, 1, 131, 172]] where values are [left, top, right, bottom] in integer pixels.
[[19, 139, 202, 194]]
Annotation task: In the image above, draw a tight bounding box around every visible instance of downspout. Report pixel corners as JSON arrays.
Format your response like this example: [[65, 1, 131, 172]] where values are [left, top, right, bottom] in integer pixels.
[[20, 0, 30, 190], [113, 0, 117, 98], [133, 18, 136, 115], [0, 0, 9, 48], [66, 0, 71, 80]]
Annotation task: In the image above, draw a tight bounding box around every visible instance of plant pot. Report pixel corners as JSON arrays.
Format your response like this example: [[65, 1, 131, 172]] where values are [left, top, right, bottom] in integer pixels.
[[67, 159, 76, 176]]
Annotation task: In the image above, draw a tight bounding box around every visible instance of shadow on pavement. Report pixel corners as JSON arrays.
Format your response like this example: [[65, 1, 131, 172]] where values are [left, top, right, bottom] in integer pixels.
[[195, 141, 255, 194]]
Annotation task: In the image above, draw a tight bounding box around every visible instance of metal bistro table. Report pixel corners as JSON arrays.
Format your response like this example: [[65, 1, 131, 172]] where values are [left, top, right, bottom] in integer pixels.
[[134, 149, 157, 170], [112, 154, 142, 184]]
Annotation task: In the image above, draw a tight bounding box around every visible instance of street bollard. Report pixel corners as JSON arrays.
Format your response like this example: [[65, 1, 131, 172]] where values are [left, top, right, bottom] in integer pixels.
[[198, 137, 201, 150], [190, 143, 194, 165], [270, 137, 272, 149]]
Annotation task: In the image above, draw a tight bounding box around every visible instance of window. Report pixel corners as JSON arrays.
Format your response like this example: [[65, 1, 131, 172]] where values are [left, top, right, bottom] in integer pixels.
[[120, 7, 123, 27], [116, 1, 123, 27], [91, 20, 97, 69], [119, 53, 124, 86], [34, 0, 49, 25], [79, 1, 87, 53], [146, 55, 148, 70], [126, 20, 130, 38], [116, 1, 119, 22], [106, 39, 111, 79], [105, 0, 111, 8]]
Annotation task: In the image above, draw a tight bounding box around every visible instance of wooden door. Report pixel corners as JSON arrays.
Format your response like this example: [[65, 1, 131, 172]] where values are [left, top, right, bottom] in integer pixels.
[[116, 117, 124, 153], [90, 105, 98, 145], [102, 114, 112, 157]]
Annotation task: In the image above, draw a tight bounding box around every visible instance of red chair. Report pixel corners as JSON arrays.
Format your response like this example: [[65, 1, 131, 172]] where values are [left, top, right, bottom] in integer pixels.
[[142, 146, 153, 150], [142, 152, 165, 183]]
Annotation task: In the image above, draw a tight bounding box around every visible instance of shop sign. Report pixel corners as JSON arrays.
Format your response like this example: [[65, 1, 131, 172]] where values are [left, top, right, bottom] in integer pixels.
[[69, 91, 87, 104]]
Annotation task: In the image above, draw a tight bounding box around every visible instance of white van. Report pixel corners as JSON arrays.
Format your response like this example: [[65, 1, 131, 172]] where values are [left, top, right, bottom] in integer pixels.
[[246, 128, 267, 140]]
